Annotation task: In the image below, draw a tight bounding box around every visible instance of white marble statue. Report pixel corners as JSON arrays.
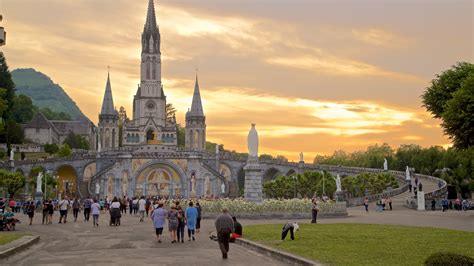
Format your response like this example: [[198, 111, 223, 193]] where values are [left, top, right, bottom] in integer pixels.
[[383, 158, 388, 171], [36, 172, 43, 193], [221, 182, 226, 194], [97, 136, 102, 153], [204, 178, 211, 196], [191, 174, 196, 193], [215, 144, 219, 155], [334, 174, 342, 192], [247, 124, 259, 158], [405, 166, 411, 181], [299, 152, 304, 162], [95, 182, 100, 195], [121, 174, 128, 197], [9, 150, 14, 161]]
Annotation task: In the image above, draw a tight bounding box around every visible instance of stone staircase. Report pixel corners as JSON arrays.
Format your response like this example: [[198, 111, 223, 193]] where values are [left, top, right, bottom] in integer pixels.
[[201, 161, 230, 196]]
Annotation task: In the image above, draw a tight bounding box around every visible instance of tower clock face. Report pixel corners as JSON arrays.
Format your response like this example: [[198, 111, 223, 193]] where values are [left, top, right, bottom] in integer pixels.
[[146, 100, 155, 109]]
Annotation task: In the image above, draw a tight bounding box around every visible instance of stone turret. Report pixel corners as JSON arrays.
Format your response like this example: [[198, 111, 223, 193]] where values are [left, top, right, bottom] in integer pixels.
[[98, 71, 119, 150], [185, 74, 206, 150]]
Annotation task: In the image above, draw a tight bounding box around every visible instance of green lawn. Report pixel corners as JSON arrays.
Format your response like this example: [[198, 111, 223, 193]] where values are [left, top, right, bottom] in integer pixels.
[[244, 223, 474, 266], [0, 233, 27, 245]]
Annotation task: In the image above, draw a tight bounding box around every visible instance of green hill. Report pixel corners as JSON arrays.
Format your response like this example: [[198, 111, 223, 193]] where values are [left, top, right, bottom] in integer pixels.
[[11, 68, 88, 120]]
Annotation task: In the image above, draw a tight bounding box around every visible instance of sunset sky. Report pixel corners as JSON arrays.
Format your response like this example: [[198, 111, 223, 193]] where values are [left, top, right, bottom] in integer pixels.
[[1, 0, 473, 160]]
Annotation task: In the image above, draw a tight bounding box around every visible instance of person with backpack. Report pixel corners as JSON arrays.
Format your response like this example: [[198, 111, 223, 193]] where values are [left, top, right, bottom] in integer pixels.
[[176, 205, 186, 243], [26, 201, 35, 225], [72, 198, 80, 222]]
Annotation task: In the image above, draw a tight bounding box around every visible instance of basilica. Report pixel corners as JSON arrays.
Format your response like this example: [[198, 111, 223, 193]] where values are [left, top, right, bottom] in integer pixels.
[[98, 0, 205, 151]]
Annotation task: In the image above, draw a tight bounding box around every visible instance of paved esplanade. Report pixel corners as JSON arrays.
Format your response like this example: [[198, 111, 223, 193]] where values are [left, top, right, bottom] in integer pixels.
[[4, 214, 286, 266]]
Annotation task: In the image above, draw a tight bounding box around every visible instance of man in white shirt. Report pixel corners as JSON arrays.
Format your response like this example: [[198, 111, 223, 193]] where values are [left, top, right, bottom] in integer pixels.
[[138, 196, 146, 222], [58, 196, 70, 224]]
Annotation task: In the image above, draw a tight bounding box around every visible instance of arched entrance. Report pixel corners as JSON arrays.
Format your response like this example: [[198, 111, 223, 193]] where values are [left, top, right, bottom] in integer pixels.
[[55, 165, 78, 198], [263, 168, 282, 182], [134, 162, 185, 197]]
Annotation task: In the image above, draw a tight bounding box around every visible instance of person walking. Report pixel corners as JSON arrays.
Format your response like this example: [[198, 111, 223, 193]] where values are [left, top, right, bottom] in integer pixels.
[[47, 199, 54, 224], [311, 197, 319, 223], [186, 202, 198, 241], [91, 198, 100, 227], [167, 205, 179, 243], [72, 198, 80, 222], [364, 197, 369, 212], [132, 197, 138, 215], [138, 196, 146, 222], [58, 196, 70, 224], [176, 205, 186, 243], [151, 203, 167, 243], [42, 200, 49, 225], [83, 197, 92, 221], [129, 198, 133, 215], [388, 197, 392, 211], [215, 208, 234, 259], [196, 202, 202, 233], [26, 201, 35, 225], [145, 197, 151, 217]]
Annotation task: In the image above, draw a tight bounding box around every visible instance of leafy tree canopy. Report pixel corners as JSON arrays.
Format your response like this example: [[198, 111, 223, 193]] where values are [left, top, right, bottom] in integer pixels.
[[63, 132, 89, 150], [422, 62, 474, 149]]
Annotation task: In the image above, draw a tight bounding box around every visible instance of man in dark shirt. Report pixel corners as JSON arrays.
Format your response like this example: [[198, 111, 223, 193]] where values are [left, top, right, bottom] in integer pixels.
[[215, 209, 234, 259]]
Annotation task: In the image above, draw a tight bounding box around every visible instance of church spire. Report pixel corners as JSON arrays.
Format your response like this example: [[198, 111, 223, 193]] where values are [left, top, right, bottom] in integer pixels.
[[144, 0, 157, 33], [189, 74, 204, 117], [100, 70, 116, 115], [142, 0, 160, 53]]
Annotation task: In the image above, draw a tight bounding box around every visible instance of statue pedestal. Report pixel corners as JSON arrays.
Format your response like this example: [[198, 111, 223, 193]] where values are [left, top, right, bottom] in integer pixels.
[[417, 191, 425, 211], [189, 191, 197, 199], [244, 160, 263, 203], [334, 191, 345, 202], [35, 191, 43, 203]]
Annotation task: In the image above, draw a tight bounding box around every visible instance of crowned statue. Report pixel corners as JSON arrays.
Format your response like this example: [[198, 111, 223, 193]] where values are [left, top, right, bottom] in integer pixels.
[[299, 152, 304, 162], [247, 124, 259, 160], [9, 150, 14, 161], [36, 172, 43, 193], [334, 174, 342, 192], [405, 166, 411, 181], [383, 158, 388, 171], [95, 182, 100, 195]]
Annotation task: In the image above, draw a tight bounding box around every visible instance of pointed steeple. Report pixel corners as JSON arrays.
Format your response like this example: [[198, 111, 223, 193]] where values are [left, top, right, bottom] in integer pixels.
[[142, 0, 160, 53], [100, 70, 116, 115], [189, 74, 204, 116], [144, 0, 157, 33]]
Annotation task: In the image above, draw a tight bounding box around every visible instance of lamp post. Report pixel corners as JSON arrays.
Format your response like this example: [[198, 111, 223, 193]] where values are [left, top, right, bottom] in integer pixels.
[[321, 171, 325, 196], [292, 175, 297, 198]]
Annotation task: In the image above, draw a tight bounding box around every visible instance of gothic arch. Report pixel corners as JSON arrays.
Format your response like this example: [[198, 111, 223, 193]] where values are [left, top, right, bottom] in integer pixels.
[[131, 160, 187, 197], [263, 167, 282, 182], [286, 169, 296, 176]]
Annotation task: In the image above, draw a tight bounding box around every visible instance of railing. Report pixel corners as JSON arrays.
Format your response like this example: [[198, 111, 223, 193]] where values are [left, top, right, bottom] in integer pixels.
[[201, 162, 229, 196]]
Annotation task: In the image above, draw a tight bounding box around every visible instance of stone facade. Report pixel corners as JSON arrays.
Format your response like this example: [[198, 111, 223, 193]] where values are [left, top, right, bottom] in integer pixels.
[[23, 112, 96, 149]]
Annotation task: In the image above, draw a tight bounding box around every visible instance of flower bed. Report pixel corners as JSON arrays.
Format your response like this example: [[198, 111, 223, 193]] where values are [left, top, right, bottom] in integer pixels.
[[182, 198, 347, 218]]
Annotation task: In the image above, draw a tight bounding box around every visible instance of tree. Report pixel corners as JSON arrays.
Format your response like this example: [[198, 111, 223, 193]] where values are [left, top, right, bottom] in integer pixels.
[[166, 103, 176, 120], [176, 124, 185, 147], [3, 120, 24, 144], [442, 73, 474, 148], [57, 144, 72, 157], [63, 131, 89, 150], [44, 143, 59, 154], [38, 107, 71, 120], [422, 62, 474, 149], [118, 106, 129, 147], [0, 170, 26, 197], [0, 52, 16, 155], [12, 94, 35, 123]]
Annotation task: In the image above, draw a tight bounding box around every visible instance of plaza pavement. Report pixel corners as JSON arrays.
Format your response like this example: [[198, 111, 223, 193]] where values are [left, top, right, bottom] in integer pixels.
[[2, 212, 288, 266], [2, 179, 472, 265]]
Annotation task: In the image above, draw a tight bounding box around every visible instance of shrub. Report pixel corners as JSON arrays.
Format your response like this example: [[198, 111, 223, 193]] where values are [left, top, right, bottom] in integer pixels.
[[424, 252, 474, 266]]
